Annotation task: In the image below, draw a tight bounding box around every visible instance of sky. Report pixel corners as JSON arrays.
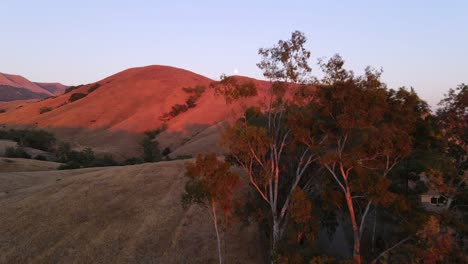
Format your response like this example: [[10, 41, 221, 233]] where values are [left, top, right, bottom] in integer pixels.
[[1, 0, 467, 108]]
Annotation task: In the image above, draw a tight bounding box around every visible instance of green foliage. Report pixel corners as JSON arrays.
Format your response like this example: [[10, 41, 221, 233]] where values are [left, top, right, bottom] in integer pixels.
[[58, 161, 82, 170], [212, 76, 258, 103], [69, 93, 87, 102], [162, 147, 171, 156], [4, 146, 31, 159], [89, 154, 119, 167], [183, 85, 206, 108], [87, 83, 101, 93], [141, 137, 161, 162], [169, 104, 188, 117], [56, 142, 119, 169], [173, 154, 192, 160], [124, 157, 144, 165], [144, 124, 167, 139], [39, 106, 53, 114], [34, 154, 48, 161], [161, 86, 207, 120], [0, 129, 56, 151]]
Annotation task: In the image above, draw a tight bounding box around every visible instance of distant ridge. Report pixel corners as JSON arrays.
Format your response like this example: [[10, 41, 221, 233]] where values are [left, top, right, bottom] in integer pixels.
[[0, 72, 67, 101]]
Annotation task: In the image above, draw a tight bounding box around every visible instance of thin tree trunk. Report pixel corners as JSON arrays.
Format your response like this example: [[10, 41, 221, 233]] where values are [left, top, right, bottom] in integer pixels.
[[372, 209, 377, 253], [211, 201, 222, 264], [271, 216, 280, 262], [345, 189, 361, 264]]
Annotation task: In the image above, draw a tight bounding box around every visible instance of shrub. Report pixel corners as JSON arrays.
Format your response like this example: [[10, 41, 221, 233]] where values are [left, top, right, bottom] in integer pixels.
[[0, 109, 6, 113], [65, 85, 83, 93], [142, 137, 161, 162], [162, 147, 171, 156], [69, 93, 87, 102], [88, 83, 101, 93], [55, 142, 120, 169], [167, 154, 193, 161], [58, 161, 82, 170], [39, 107, 53, 114], [4, 146, 31, 159], [35, 154, 48, 161], [124, 157, 144, 165], [89, 154, 119, 167], [170, 104, 188, 117], [0, 129, 56, 151], [144, 124, 168, 139]]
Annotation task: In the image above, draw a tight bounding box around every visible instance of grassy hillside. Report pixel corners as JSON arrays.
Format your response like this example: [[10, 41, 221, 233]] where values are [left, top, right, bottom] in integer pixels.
[[0, 160, 263, 263]]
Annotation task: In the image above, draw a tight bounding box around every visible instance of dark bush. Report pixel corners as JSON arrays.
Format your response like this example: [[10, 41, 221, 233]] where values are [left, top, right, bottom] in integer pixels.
[[58, 161, 82, 170], [0, 129, 56, 151], [144, 124, 168, 139], [186, 96, 197, 108], [88, 83, 101, 93], [0, 109, 6, 113], [162, 147, 171, 156], [69, 93, 87, 102], [124, 157, 144, 165], [172, 154, 193, 160], [170, 104, 188, 117], [65, 85, 83, 93], [89, 154, 119, 167], [142, 137, 161, 162], [5, 146, 31, 159], [55, 142, 120, 169], [35, 154, 48, 161], [39, 107, 53, 114]]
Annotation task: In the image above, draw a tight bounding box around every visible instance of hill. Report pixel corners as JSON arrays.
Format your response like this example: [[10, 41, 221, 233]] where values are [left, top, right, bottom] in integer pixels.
[[0, 66, 270, 158], [0, 160, 263, 263], [0, 72, 67, 101], [0, 157, 60, 172]]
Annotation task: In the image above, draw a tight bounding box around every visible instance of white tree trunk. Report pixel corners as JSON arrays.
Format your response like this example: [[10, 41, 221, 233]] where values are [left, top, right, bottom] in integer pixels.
[[211, 202, 223, 264]]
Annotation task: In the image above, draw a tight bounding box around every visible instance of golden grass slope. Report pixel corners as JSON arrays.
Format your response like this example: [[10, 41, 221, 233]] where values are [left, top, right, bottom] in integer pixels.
[[0, 160, 263, 263]]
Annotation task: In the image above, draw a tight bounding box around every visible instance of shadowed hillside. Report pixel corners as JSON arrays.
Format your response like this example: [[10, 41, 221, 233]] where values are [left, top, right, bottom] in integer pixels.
[[0, 73, 67, 101]]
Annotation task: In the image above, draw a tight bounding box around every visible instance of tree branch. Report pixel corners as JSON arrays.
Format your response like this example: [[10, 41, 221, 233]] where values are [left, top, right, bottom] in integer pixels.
[[371, 236, 412, 264]]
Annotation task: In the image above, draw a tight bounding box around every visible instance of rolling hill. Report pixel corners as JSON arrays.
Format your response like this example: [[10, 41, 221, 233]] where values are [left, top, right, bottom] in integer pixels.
[[0, 72, 67, 101], [0, 66, 270, 158]]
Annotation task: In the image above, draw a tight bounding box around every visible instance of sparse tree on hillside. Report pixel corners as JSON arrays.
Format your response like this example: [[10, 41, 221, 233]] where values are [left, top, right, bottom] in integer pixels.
[[142, 137, 161, 162], [182, 153, 241, 264]]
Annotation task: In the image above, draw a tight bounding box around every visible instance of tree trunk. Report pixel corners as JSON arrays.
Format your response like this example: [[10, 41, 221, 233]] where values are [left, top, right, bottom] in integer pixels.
[[211, 202, 222, 264], [271, 216, 280, 261], [345, 189, 361, 264]]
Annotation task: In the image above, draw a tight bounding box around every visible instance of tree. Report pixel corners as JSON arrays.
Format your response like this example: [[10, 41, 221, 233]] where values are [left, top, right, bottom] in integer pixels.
[[219, 31, 318, 260], [182, 153, 241, 264], [141, 137, 161, 162], [435, 84, 467, 210], [304, 55, 429, 263]]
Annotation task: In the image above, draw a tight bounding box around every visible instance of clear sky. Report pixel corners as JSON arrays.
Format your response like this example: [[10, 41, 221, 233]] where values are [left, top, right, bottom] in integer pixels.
[[1, 0, 467, 108]]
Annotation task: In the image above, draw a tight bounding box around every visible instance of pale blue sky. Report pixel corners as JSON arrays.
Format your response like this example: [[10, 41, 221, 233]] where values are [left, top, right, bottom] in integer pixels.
[[1, 0, 467, 108]]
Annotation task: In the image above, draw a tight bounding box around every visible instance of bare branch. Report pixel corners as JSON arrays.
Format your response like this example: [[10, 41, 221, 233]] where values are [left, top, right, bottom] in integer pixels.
[[325, 164, 346, 193], [359, 200, 372, 238], [371, 236, 412, 264]]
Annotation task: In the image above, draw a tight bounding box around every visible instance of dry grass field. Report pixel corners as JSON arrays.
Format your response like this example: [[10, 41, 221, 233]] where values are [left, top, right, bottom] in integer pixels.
[[0, 158, 60, 173], [0, 160, 263, 264]]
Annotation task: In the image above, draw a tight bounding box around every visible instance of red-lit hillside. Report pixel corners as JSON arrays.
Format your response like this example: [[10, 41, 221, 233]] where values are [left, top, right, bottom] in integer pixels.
[[0, 66, 271, 157]]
